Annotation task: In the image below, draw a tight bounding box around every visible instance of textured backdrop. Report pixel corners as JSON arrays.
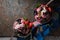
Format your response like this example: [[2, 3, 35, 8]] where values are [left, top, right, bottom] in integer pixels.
[[0, 0, 60, 36]]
